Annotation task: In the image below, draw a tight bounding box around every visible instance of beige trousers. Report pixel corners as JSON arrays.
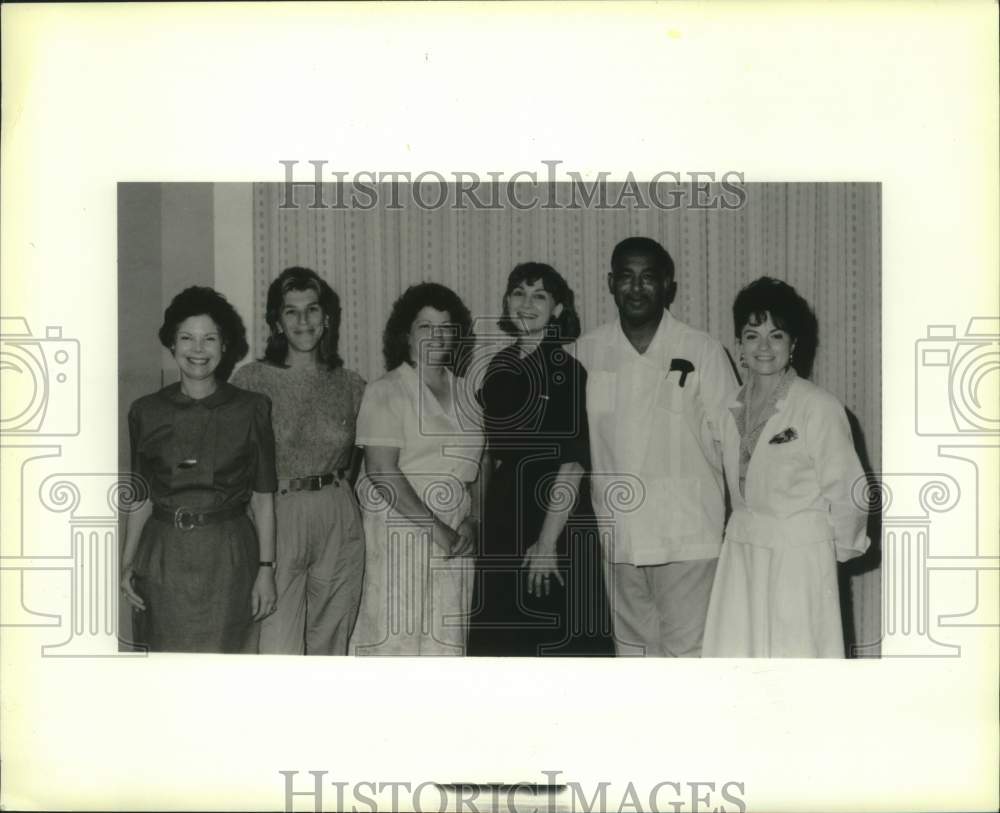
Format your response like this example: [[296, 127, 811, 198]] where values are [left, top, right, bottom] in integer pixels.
[[259, 483, 365, 655], [603, 557, 718, 657]]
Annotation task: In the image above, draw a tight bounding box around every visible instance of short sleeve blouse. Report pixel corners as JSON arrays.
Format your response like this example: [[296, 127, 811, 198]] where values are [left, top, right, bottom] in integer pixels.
[[356, 364, 484, 518], [128, 382, 277, 511]]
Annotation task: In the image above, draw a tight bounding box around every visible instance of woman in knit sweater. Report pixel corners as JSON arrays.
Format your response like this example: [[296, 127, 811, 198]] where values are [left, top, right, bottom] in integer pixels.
[[233, 267, 366, 655]]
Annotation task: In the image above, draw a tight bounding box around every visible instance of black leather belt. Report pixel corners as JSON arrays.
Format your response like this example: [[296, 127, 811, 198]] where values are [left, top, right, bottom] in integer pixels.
[[278, 470, 347, 494], [152, 503, 248, 531]]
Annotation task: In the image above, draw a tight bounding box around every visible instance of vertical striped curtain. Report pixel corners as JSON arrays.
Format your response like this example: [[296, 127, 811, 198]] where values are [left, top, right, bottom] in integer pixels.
[[252, 181, 881, 655]]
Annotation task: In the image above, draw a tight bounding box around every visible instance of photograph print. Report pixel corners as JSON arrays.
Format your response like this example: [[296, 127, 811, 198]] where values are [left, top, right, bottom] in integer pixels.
[[117, 177, 881, 659]]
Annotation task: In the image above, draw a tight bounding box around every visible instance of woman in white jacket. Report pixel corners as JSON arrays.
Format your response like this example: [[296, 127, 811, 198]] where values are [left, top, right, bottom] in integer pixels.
[[703, 277, 869, 657]]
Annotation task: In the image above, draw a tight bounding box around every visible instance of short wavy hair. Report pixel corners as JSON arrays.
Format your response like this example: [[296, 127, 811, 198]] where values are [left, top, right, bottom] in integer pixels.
[[262, 266, 343, 369], [496, 262, 581, 344], [157, 286, 249, 381], [610, 236, 675, 281], [733, 276, 819, 377], [382, 282, 474, 375]]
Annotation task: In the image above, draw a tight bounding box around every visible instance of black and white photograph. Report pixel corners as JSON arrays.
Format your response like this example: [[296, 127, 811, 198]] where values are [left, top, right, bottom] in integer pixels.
[[117, 180, 881, 661], [2, 3, 997, 812]]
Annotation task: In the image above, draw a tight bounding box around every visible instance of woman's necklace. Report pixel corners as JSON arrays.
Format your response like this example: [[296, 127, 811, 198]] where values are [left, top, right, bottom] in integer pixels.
[[176, 415, 213, 470], [744, 373, 782, 431], [176, 382, 217, 470]]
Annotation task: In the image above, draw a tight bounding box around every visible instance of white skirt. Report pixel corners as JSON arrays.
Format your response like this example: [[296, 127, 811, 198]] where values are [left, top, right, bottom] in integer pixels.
[[703, 531, 845, 658]]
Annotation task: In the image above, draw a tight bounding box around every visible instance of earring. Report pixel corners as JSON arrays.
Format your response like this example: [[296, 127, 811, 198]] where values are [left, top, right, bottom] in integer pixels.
[[739, 352, 747, 368]]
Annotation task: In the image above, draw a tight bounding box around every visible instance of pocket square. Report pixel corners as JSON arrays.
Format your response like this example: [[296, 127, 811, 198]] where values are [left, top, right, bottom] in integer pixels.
[[669, 358, 695, 387], [769, 427, 798, 444]]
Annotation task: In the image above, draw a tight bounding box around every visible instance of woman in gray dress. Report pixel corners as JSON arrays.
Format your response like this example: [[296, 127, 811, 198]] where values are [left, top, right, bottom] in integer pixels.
[[121, 286, 277, 653]]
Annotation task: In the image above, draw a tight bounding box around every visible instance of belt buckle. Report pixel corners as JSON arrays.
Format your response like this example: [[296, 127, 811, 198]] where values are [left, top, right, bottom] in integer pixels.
[[174, 507, 197, 531]]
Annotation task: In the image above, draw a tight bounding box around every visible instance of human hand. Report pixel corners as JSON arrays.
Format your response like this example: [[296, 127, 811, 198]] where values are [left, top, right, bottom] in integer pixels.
[[522, 542, 564, 597], [251, 568, 277, 621], [120, 567, 145, 611], [431, 521, 459, 556], [452, 517, 479, 557]]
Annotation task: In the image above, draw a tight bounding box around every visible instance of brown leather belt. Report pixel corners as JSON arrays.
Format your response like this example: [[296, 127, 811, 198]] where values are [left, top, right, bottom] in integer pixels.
[[278, 470, 347, 494], [152, 503, 247, 531]]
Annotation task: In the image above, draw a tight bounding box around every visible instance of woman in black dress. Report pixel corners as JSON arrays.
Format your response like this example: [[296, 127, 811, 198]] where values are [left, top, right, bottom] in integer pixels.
[[467, 263, 613, 656], [120, 287, 278, 653]]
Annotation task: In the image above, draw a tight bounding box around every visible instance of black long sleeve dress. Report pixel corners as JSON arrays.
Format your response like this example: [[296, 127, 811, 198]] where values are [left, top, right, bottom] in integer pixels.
[[467, 341, 613, 656]]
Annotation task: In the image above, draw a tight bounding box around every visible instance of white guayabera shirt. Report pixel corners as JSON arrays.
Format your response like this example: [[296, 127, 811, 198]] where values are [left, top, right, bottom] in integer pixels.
[[573, 311, 740, 566]]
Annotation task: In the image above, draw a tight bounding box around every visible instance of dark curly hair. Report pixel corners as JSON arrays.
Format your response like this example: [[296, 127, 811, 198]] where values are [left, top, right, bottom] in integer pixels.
[[610, 236, 675, 281], [157, 286, 249, 381], [262, 266, 343, 369], [496, 262, 581, 344], [382, 282, 474, 375], [733, 276, 819, 378]]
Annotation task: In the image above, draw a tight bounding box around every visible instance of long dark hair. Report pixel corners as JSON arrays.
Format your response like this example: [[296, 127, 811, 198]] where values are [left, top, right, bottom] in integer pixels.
[[262, 267, 343, 369]]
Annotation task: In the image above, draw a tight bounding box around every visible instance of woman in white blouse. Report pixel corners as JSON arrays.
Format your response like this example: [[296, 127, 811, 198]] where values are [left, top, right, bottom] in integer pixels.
[[703, 277, 869, 657], [349, 283, 485, 656]]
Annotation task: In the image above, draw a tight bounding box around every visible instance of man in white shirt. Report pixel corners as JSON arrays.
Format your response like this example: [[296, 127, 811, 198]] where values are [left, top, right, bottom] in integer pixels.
[[574, 237, 740, 656]]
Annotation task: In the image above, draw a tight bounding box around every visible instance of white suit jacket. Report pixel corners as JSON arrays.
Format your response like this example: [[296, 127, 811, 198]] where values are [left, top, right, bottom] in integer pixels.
[[722, 376, 870, 561]]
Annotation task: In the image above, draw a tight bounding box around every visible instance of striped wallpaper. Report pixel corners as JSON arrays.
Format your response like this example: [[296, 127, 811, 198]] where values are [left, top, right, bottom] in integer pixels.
[[251, 181, 882, 655]]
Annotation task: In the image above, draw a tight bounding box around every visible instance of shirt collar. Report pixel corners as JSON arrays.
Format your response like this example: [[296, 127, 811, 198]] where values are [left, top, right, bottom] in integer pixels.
[[613, 309, 672, 362], [161, 381, 238, 409], [729, 368, 797, 430], [398, 362, 454, 420]]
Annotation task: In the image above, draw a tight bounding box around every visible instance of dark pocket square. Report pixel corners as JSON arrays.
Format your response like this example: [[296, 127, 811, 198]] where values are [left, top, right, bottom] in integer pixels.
[[669, 358, 695, 387], [769, 427, 798, 444]]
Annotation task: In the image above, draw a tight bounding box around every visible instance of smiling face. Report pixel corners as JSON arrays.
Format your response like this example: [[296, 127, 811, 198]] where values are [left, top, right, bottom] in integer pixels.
[[172, 314, 223, 382], [506, 279, 564, 338], [278, 287, 326, 357], [608, 252, 674, 326], [408, 306, 454, 367], [740, 313, 795, 377]]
